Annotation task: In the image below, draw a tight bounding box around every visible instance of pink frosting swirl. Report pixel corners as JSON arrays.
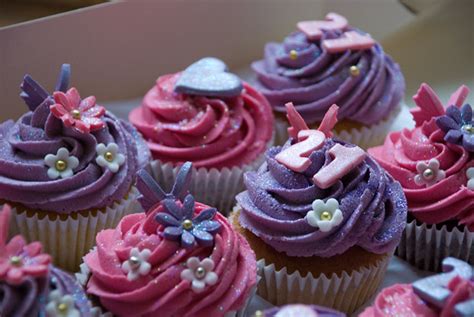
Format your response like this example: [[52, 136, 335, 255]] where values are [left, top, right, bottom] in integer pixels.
[[129, 73, 274, 168], [368, 119, 474, 229], [83, 202, 257, 317], [360, 278, 474, 317], [359, 284, 437, 317], [368, 84, 474, 229]]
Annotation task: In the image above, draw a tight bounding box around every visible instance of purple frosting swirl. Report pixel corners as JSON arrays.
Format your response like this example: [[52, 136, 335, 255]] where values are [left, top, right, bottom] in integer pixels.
[[0, 72, 150, 214], [0, 266, 93, 317], [235, 139, 407, 257], [252, 29, 405, 125]]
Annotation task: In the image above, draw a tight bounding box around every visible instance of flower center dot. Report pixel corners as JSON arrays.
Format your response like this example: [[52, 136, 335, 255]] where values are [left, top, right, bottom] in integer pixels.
[[129, 256, 141, 268], [350, 65, 360, 77], [104, 151, 114, 162], [182, 219, 193, 230], [10, 256, 22, 266], [195, 266, 206, 279], [57, 303, 68, 313], [55, 160, 67, 171], [320, 211, 332, 221], [71, 109, 81, 119], [423, 168, 434, 180], [463, 124, 474, 134], [289, 49, 298, 60]]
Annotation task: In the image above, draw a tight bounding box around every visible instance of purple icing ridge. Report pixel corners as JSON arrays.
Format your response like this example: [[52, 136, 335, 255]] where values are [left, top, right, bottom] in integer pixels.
[[0, 265, 93, 317], [0, 66, 150, 213], [236, 139, 407, 258], [252, 29, 405, 125]]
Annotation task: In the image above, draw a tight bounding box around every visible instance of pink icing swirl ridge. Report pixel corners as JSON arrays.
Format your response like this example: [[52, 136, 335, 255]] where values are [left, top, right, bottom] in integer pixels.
[[129, 73, 274, 169], [360, 278, 474, 317], [359, 284, 437, 317], [368, 84, 474, 229], [84, 202, 257, 317]]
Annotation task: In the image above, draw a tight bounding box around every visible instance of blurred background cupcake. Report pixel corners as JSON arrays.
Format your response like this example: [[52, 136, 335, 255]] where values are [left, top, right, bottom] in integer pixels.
[[253, 304, 346, 317], [0, 64, 150, 271], [359, 257, 473, 317], [368, 83, 473, 271], [252, 12, 405, 148], [0, 204, 97, 316], [129, 57, 274, 214], [231, 103, 407, 314], [78, 163, 257, 317]]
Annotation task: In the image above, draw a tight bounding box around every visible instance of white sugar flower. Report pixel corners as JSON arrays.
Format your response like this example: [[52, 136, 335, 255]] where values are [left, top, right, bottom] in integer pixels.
[[181, 257, 218, 293], [95, 143, 125, 173], [306, 198, 343, 232], [121, 247, 151, 281], [414, 158, 445, 187], [44, 147, 79, 179], [466, 167, 474, 190], [45, 289, 80, 317]]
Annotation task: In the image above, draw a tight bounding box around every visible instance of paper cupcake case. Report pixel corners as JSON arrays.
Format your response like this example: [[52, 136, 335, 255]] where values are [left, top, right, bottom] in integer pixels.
[[274, 105, 402, 149], [76, 262, 259, 317], [149, 135, 274, 216], [396, 220, 474, 272], [256, 253, 391, 315], [7, 186, 139, 272]]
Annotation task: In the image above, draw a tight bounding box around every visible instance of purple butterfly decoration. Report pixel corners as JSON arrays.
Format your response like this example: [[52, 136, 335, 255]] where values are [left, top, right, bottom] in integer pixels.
[[136, 162, 221, 249], [20, 64, 71, 112]]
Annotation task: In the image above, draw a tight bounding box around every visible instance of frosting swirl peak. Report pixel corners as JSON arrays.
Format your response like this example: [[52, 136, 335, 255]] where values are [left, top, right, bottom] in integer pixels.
[[236, 138, 407, 257], [252, 14, 405, 125], [0, 65, 149, 213], [129, 68, 274, 169]]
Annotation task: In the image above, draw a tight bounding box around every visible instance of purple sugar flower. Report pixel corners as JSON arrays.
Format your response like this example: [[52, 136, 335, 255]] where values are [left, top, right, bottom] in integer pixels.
[[436, 104, 474, 151], [155, 194, 221, 248]]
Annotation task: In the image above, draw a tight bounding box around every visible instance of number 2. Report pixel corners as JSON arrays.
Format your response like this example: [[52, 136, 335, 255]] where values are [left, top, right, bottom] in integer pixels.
[[412, 257, 473, 316], [275, 130, 325, 172]]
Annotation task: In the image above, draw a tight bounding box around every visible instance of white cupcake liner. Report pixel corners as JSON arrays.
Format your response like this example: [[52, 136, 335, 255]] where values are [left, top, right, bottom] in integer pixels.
[[274, 105, 402, 149], [7, 186, 139, 272], [396, 220, 474, 272], [149, 135, 274, 216], [256, 254, 391, 315], [77, 262, 259, 317]]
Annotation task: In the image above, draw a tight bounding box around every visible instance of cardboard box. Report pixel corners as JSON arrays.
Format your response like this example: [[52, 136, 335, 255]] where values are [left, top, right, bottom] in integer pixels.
[[1, 0, 415, 121]]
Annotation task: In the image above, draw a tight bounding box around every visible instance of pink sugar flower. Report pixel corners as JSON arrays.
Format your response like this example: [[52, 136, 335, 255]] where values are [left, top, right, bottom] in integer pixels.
[[50, 87, 105, 133]]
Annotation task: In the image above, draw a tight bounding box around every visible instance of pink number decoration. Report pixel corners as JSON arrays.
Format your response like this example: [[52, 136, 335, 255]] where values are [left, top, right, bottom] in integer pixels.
[[278, 102, 365, 188], [313, 144, 366, 189], [412, 257, 472, 309], [322, 31, 375, 53], [297, 12, 348, 41], [275, 129, 325, 172]]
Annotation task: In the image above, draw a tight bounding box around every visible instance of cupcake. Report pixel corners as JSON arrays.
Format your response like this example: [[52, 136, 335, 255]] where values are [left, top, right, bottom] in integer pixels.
[[79, 162, 258, 317], [368, 83, 473, 271], [252, 12, 405, 148], [360, 257, 473, 317], [129, 57, 274, 214], [0, 64, 150, 271], [0, 204, 98, 316], [253, 304, 345, 317], [232, 102, 407, 314]]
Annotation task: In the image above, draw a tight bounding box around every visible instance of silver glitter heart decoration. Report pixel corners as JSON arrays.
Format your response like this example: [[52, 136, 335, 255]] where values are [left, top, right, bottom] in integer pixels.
[[174, 57, 243, 97]]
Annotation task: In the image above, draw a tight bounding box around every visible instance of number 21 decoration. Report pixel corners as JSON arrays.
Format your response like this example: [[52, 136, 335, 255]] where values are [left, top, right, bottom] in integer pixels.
[[297, 12, 375, 53], [275, 102, 366, 189]]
